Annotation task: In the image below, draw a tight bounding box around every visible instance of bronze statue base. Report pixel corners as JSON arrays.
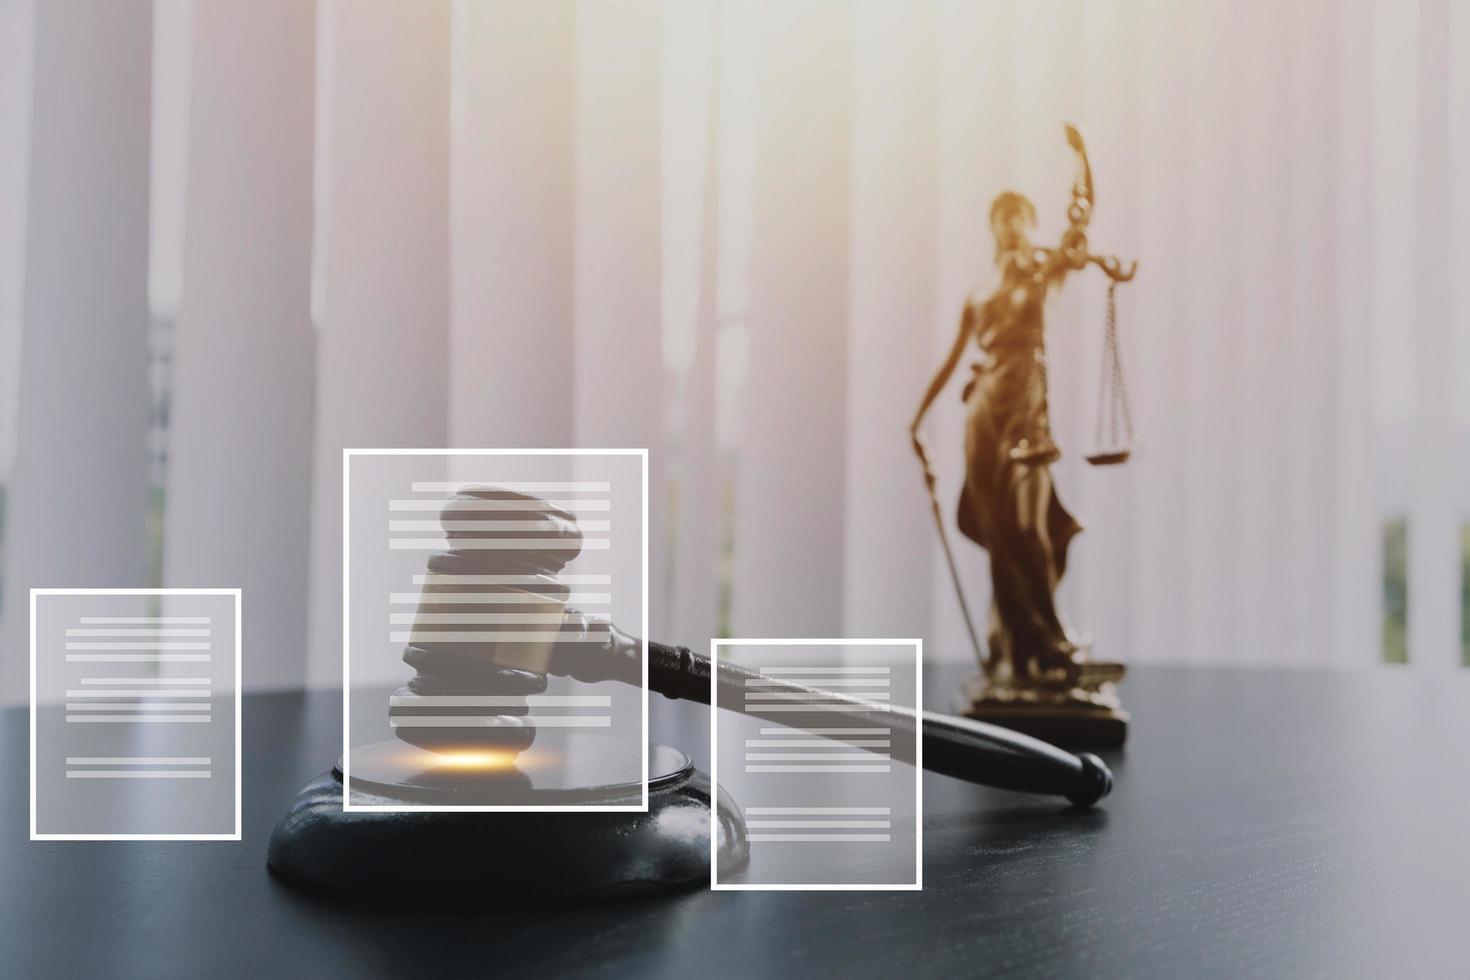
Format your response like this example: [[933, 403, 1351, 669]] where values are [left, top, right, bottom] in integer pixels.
[[960, 673, 1129, 749]]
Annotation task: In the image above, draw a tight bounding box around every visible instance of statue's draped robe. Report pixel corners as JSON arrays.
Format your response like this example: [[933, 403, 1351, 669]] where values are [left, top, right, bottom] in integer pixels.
[[959, 279, 1083, 680]]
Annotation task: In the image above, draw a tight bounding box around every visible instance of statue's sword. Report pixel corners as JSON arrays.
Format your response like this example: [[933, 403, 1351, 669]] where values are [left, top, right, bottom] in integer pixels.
[[916, 441, 986, 667]]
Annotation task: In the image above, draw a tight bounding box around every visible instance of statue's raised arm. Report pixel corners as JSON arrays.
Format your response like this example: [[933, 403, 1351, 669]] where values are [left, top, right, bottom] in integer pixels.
[[1059, 124, 1093, 265], [1052, 124, 1136, 284]]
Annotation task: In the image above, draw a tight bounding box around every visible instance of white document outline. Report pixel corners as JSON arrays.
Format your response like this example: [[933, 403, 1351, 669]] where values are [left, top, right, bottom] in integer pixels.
[[710, 637, 923, 891], [30, 588, 243, 841], [341, 448, 650, 813]]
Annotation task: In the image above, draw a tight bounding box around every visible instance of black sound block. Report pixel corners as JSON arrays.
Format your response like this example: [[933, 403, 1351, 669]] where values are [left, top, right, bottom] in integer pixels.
[[267, 743, 749, 906]]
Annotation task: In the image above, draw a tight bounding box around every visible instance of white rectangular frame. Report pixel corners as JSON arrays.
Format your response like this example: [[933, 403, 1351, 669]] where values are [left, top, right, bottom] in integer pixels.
[[30, 587, 243, 842], [710, 637, 924, 891], [341, 448, 650, 813]]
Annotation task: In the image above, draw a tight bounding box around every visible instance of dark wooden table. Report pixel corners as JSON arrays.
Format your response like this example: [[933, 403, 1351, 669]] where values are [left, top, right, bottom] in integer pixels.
[[3, 666, 1467, 978]]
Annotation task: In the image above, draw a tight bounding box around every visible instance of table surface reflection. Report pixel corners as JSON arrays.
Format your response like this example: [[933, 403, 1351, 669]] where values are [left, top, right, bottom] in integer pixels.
[[3, 665, 1468, 979]]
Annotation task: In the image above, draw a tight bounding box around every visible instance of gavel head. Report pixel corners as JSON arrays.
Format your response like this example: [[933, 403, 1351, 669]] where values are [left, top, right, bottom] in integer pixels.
[[389, 487, 594, 759]]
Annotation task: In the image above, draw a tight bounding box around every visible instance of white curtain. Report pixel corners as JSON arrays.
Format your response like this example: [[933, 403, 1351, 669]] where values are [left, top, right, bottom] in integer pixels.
[[305, 0, 451, 687], [0, 0, 153, 700], [1, 0, 1468, 702], [162, 0, 316, 689]]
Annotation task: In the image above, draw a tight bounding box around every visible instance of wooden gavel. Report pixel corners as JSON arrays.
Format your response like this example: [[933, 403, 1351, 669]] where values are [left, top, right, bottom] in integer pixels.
[[390, 489, 1113, 809]]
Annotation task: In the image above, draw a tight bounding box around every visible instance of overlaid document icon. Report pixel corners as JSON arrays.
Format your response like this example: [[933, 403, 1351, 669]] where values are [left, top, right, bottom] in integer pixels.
[[711, 639, 922, 890], [30, 589, 241, 840]]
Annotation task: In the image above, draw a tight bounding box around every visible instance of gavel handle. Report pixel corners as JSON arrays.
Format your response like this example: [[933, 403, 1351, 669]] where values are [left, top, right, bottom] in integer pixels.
[[550, 623, 1110, 807]]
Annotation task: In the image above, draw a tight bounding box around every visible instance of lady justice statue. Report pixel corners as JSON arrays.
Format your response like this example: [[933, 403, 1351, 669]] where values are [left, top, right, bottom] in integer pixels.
[[911, 124, 1136, 747]]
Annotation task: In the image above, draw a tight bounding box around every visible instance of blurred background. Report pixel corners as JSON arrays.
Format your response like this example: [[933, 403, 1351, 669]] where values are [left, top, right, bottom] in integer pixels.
[[1, 0, 1468, 704]]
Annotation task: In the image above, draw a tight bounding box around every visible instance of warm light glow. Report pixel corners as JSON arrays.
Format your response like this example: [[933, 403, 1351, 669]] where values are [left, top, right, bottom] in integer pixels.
[[430, 750, 518, 771]]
